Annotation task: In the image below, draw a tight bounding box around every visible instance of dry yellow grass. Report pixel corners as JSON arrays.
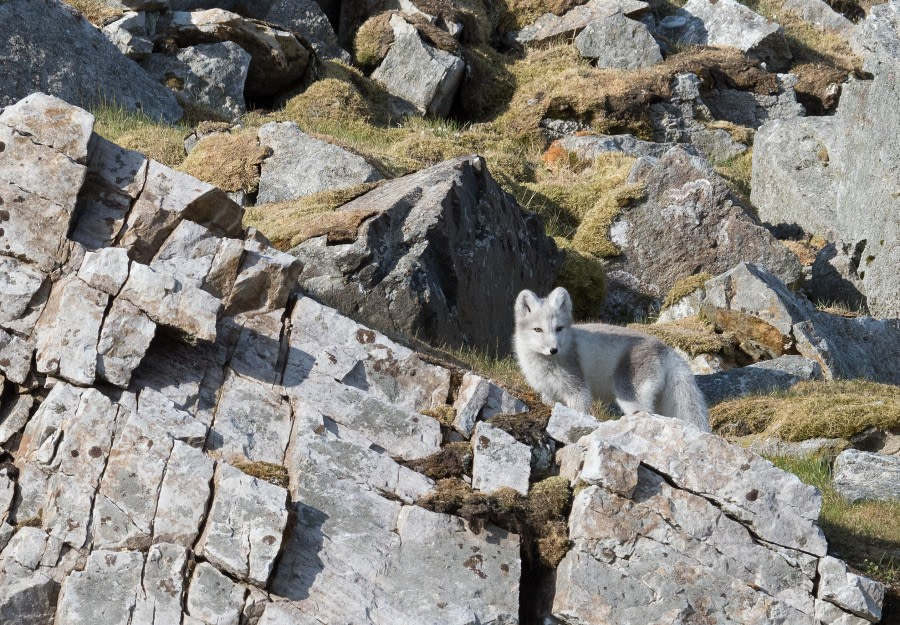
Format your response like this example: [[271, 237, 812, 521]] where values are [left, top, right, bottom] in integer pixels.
[[663, 273, 712, 309], [354, 13, 395, 71], [233, 460, 290, 489], [634, 315, 737, 357], [179, 129, 270, 193], [92, 105, 188, 168], [62, 0, 122, 25], [243, 183, 380, 250], [711, 380, 900, 441]]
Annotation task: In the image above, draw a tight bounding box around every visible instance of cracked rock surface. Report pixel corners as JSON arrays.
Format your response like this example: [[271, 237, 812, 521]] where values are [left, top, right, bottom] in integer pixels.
[[0, 92, 885, 625]]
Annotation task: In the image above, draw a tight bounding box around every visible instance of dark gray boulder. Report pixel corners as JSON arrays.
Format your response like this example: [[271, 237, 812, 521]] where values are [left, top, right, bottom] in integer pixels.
[[291, 155, 562, 354], [0, 0, 182, 122]]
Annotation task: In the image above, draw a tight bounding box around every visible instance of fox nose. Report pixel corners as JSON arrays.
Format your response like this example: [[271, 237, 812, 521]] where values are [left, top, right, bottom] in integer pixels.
[[549, 348, 558, 355]]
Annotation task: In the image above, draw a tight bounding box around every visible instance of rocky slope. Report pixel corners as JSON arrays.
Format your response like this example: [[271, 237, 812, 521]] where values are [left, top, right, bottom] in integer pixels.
[[0, 90, 889, 625]]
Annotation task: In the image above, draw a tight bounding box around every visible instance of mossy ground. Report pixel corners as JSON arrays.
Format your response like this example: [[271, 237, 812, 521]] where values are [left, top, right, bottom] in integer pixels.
[[769, 455, 900, 619], [711, 380, 900, 442], [633, 315, 739, 357], [62, 0, 122, 25], [662, 273, 712, 309], [233, 460, 290, 488], [179, 129, 270, 194], [92, 105, 189, 168]]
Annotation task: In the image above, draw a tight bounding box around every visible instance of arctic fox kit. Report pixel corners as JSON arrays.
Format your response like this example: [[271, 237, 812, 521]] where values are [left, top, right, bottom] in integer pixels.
[[514, 287, 710, 431]]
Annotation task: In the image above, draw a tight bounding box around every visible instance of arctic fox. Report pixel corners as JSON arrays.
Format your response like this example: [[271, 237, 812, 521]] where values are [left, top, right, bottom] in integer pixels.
[[514, 287, 710, 432]]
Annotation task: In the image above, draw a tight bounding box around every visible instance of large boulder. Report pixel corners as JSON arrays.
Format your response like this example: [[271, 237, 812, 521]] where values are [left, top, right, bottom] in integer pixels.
[[601, 148, 801, 320], [752, 1, 900, 318], [371, 14, 465, 117], [658, 0, 793, 70], [555, 413, 883, 624], [291, 155, 562, 354], [0, 0, 182, 122]]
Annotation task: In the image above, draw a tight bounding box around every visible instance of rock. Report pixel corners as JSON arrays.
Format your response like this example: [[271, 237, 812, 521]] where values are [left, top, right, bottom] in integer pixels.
[[793, 314, 900, 383], [559, 435, 641, 496], [166, 8, 311, 98], [660, 0, 792, 70], [586, 413, 828, 555], [452, 372, 492, 437], [102, 12, 154, 60], [808, 241, 868, 310], [207, 371, 294, 463], [152, 441, 215, 546], [132, 543, 189, 625], [197, 462, 288, 586], [833, 449, 900, 504], [697, 355, 822, 405], [703, 73, 806, 129], [0, 393, 34, 445], [546, 403, 601, 445], [0, 528, 63, 625], [513, 0, 650, 46], [292, 155, 562, 355], [142, 42, 251, 120], [574, 13, 662, 69], [0, 256, 49, 336], [55, 550, 145, 625], [783, 0, 853, 33], [0, 93, 94, 163], [77, 248, 131, 296], [256, 121, 382, 203], [603, 149, 801, 319], [818, 555, 885, 622], [557, 133, 681, 161], [372, 15, 465, 117], [752, 3, 900, 318], [0, 328, 33, 385], [116, 159, 243, 264], [472, 422, 531, 495], [0, 0, 182, 122], [186, 562, 247, 625], [226, 234, 301, 316], [748, 436, 845, 459], [254, 0, 348, 61], [33, 276, 108, 386]]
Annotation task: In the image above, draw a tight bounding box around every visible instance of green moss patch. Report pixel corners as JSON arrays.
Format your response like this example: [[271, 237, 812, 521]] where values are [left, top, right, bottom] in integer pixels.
[[233, 460, 290, 489], [662, 273, 711, 310]]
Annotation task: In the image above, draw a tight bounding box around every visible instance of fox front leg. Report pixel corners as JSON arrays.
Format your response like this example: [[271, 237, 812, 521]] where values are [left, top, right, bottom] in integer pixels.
[[566, 387, 593, 415]]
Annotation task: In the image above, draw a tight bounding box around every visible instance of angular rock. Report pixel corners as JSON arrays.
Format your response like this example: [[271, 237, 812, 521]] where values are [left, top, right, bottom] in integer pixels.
[[0, 328, 33, 385], [546, 403, 601, 445], [603, 149, 801, 319], [33, 276, 109, 386], [661, 0, 792, 70], [451, 372, 491, 437], [55, 550, 145, 625], [0, 393, 33, 446], [818, 556, 885, 622], [0, 256, 48, 335], [96, 299, 157, 388], [0, 528, 62, 625], [513, 0, 650, 45], [833, 449, 900, 504], [132, 543, 189, 625], [574, 13, 662, 69], [166, 8, 311, 98], [197, 462, 288, 586], [119, 261, 221, 342], [226, 234, 301, 317], [256, 0, 347, 61], [256, 121, 381, 203], [482, 382, 528, 419], [585, 413, 828, 555], [207, 371, 293, 464], [142, 42, 251, 120], [292, 156, 562, 355], [153, 440, 215, 546], [102, 12, 154, 60], [472, 422, 531, 495], [703, 73, 806, 129], [808, 241, 868, 311], [783, 0, 853, 32], [77, 247, 131, 295], [697, 355, 822, 405], [187, 562, 247, 625], [0, 93, 94, 163], [559, 435, 640, 496], [371, 14, 465, 117], [793, 314, 900, 383], [117, 159, 243, 264], [0, 0, 182, 122]]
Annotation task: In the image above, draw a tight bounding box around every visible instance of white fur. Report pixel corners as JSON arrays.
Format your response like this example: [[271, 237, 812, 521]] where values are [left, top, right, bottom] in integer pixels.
[[514, 287, 710, 431]]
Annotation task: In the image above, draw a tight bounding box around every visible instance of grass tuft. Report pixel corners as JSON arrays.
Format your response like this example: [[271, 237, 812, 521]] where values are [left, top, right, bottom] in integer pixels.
[[662, 273, 712, 310], [179, 128, 270, 193], [233, 460, 290, 489], [92, 104, 188, 168], [711, 380, 900, 442]]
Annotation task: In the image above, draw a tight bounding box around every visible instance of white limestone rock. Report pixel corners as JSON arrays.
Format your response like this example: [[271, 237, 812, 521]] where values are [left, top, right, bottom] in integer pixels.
[[472, 422, 531, 495]]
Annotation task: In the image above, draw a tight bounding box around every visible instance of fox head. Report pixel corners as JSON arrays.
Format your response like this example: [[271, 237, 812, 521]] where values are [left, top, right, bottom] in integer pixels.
[[514, 287, 574, 357]]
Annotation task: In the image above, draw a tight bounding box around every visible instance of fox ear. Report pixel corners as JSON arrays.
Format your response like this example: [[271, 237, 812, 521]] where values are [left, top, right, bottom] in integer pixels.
[[515, 290, 539, 317], [548, 287, 572, 315]]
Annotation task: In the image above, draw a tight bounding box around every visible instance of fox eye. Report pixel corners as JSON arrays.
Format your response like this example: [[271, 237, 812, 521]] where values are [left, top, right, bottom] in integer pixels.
[[533, 327, 543, 333], [556, 326, 563, 332]]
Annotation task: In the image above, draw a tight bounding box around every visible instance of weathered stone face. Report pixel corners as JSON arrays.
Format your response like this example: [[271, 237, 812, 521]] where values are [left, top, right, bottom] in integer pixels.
[[292, 155, 562, 355]]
